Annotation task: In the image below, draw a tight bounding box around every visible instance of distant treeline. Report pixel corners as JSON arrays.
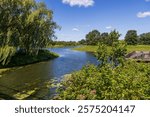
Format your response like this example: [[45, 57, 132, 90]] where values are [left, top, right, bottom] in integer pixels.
[[78, 30, 150, 45], [50, 41, 78, 46]]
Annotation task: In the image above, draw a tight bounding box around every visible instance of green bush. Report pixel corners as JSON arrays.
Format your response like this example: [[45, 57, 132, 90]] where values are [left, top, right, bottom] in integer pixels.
[[58, 61, 150, 100], [58, 42, 150, 100]]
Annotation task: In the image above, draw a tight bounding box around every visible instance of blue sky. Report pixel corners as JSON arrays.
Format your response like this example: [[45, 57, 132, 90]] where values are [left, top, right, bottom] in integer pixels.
[[36, 0, 150, 41]]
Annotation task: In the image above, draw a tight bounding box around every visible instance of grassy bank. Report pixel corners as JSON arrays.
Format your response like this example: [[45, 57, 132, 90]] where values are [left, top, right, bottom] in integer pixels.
[[0, 50, 59, 69], [127, 45, 150, 52], [73, 46, 98, 53], [0, 68, 11, 76], [73, 45, 150, 53]]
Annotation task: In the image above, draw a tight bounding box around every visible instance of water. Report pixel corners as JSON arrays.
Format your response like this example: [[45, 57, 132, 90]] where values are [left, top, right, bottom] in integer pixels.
[[0, 47, 98, 99]]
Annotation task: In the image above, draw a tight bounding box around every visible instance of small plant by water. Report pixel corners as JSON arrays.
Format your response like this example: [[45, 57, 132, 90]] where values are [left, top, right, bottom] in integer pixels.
[[57, 42, 150, 100]]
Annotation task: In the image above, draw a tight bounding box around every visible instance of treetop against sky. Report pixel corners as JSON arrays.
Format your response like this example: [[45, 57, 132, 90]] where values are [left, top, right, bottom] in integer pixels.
[[36, 0, 150, 41]]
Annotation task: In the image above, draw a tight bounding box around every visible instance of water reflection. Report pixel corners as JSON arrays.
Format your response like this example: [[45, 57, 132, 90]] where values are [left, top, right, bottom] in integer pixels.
[[0, 47, 98, 99]]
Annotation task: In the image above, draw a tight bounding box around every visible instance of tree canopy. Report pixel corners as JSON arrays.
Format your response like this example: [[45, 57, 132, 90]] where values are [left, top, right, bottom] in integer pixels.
[[124, 30, 138, 45], [139, 32, 150, 45], [84, 30, 120, 46], [0, 0, 59, 65], [85, 30, 100, 45]]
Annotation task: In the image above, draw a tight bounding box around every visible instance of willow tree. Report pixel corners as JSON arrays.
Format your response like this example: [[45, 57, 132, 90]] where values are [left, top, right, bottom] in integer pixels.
[[23, 2, 58, 55], [0, 0, 58, 65]]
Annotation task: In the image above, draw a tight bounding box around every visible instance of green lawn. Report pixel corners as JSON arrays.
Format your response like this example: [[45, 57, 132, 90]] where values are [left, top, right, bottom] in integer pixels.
[[73, 45, 150, 53], [127, 45, 150, 53], [73, 46, 98, 53]]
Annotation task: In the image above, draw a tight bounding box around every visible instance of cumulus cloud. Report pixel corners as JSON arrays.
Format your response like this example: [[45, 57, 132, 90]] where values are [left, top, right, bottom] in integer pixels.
[[72, 28, 80, 31], [62, 0, 94, 7], [137, 11, 150, 18], [106, 26, 112, 29]]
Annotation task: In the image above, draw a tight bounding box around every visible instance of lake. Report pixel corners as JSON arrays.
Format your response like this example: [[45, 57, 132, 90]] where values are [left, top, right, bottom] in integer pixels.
[[0, 47, 98, 99]]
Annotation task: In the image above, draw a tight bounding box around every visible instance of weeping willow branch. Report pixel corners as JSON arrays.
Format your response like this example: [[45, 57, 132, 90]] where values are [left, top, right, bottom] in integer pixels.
[[0, 46, 16, 65]]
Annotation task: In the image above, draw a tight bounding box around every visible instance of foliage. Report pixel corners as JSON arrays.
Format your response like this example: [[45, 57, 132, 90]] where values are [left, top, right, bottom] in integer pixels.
[[78, 39, 86, 45], [0, 0, 59, 65], [85, 30, 101, 45], [107, 30, 121, 46], [0, 46, 16, 65], [50, 41, 78, 47], [58, 42, 150, 100], [97, 42, 127, 67], [125, 30, 138, 45], [58, 61, 150, 100], [139, 32, 150, 45], [82, 30, 120, 46], [110, 42, 127, 66], [99, 32, 109, 45], [0, 49, 59, 68], [79, 29, 150, 46]]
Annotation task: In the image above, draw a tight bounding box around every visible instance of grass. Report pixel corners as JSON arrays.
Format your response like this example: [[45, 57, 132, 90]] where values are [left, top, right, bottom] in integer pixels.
[[73, 45, 98, 53], [73, 45, 150, 53], [127, 45, 150, 53]]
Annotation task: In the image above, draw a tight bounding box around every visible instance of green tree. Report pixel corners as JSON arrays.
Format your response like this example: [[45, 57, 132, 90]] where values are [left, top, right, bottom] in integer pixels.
[[85, 30, 100, 45], [139, 32, 150, 45], [0, 0, 58, 65], [125, 30, 138, 45], [99, 32, 109, 44], [78, 39, 86, 45], [107, 30, 121, 46], [97, 42, 127, 67]]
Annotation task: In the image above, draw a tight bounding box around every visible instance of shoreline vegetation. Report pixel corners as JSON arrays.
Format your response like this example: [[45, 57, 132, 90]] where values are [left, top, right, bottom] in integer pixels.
[[57, 42, 150, 100], [1, 0, 150, 100], [0, 0, 59, 75], [0, 49, 59, 75], [73, 45, 150, 53]]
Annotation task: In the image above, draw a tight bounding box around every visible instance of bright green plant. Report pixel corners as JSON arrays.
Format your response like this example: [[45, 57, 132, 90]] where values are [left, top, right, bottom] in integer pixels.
[[57, 42, 150, 100]]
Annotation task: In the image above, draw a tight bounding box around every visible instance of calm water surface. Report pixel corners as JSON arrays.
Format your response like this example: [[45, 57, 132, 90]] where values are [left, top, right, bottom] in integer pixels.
[[0, 47, 98, 99]]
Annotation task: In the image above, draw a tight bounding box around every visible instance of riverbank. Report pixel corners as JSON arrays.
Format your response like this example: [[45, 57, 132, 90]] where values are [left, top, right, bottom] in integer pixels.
[[0, 68, 11, 77], [0, 47, 98, 99], [73, 45, 150, 53], [0, 50, 59, 73]]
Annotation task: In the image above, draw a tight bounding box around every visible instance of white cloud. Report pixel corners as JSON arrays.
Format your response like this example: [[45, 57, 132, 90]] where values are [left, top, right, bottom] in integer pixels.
[[137, 11, 150, 18], [72, 28, 79, 31], [62, 0, 94, 7], [106, 26, 112, 29]]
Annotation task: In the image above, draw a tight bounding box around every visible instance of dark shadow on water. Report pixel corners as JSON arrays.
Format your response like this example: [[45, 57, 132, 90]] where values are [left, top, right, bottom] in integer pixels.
[[0, 47, 98, 99]]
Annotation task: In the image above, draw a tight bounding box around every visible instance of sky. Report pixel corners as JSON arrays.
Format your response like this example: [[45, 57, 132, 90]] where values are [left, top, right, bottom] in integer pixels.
[[36, 0, 150, 41]]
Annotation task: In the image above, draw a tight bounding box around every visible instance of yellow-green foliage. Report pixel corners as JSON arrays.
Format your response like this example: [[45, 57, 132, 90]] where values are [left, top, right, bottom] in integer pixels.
[[58, 61, 150, 100], [0, 46, 16, 65], [58, 43, 150, 100]]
